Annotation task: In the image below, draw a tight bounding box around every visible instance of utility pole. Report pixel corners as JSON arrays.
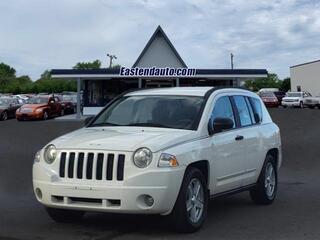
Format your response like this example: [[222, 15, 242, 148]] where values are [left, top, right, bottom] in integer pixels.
[[107, 53, 117, 68], [230, 53, 234, 69]]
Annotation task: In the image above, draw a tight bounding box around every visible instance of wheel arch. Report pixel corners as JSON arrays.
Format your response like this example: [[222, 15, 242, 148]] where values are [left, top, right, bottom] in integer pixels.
[[186, 160, 210, 192], [266, 148, 279, 169]]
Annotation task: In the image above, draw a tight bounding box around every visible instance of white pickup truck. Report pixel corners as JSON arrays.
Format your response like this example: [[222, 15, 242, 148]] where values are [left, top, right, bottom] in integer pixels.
[[281, 91, 312, 108], [304, 95, 320, 109]]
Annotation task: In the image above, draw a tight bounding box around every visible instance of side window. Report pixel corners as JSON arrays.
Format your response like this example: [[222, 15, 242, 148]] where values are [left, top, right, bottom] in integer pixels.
[[245, 97, 255, 122], [211, 96, 235, 128], [233, 96, 252, 127], [250, 97, 262, 123], [54, 97, 59, 102]]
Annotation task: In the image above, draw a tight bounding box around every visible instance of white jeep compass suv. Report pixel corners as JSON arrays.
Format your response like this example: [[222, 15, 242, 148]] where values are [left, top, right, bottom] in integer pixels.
[[33, 87, 282, 232]]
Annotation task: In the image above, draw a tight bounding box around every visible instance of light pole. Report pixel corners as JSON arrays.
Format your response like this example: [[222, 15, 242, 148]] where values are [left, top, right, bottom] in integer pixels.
[[107, 53, 117, 68], [230, 53, 234, 69]]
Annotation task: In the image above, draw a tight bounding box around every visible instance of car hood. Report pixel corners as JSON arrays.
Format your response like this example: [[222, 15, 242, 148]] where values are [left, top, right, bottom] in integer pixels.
[[21, 104, 47, 109], [50, 127, 200, 152]]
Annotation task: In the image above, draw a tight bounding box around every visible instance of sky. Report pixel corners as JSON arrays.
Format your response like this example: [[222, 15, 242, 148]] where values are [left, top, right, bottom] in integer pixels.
[[0, 0, 319, 80]]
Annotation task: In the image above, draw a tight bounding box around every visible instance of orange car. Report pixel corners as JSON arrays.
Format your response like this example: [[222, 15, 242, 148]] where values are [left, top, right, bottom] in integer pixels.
[[16, 95, 63, 121]]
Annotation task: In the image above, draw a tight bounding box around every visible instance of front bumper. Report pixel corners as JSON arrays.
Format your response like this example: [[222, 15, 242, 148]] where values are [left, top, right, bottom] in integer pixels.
[[33, 161, 185, 215], [16, 112, 43, 120], [281, 101, 300, 107]]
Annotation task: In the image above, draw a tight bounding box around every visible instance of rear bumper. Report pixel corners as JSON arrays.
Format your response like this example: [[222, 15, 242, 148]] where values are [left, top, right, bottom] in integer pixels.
[[33, 162, 185, 215], [264, 102, 280, 107]]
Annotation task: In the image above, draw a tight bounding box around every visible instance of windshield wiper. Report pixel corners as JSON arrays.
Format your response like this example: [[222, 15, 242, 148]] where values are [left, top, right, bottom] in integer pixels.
[[125, 122, 172, 128], [89, 122, 120, 127]]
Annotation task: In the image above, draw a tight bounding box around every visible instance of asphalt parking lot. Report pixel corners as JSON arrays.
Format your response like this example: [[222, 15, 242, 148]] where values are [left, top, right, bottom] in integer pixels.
[[1, 108, 320, 240]]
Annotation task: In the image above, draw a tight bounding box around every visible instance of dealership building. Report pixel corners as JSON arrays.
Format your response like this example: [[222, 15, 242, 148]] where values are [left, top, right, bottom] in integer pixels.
[[51, 26, 268, 116], [290, 60, 320, 96]]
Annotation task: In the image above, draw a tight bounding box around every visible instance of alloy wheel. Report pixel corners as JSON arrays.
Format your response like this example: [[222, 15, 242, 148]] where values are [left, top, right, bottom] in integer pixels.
[[186, 178, 204, 224], [265, 162, 276, 197], [2, 111, 8, 120]]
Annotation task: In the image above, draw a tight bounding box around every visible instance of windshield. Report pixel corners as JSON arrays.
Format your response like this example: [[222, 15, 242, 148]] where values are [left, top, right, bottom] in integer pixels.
[[27, 97, 48, 104], [286, 92, 302, 97], [90, 95, 205, 130]]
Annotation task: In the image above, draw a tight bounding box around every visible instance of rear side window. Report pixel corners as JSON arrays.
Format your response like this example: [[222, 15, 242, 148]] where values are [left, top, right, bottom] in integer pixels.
[[211, 96, 236, 128], [233, 96, 252, 127], [250, 97, 263, 123]]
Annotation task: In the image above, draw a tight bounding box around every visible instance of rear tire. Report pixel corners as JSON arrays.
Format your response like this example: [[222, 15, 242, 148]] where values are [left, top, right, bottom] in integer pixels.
[[250, 154, 277, 205], [170, 167, 208, 233], [46, 207, 85, 223]]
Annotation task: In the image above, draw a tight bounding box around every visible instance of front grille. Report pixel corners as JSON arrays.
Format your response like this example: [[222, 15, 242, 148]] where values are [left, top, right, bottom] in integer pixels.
[[59, 152, 125, 181]]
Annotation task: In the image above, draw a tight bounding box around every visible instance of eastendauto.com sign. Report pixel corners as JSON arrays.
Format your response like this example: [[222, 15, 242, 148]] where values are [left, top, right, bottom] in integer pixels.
[[120, 67, 196, 77]]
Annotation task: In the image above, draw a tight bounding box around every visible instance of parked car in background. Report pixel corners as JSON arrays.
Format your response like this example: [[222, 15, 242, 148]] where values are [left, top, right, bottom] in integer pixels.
[[16, 95, 63, 121], [304, 95, 320, 109], [14, 94, 29, 104], [259, 92, 280, 108], [0, 97, 22, 120], [273, 91, 286, 104], [258, 88, 279, 95], [33, 87, 282, 232], [282, 91, 311, 108], [60, 94, 77, 114]]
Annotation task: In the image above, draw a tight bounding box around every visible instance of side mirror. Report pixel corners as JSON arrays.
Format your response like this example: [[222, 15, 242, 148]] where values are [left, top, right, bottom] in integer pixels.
[[85, 116, 95, 126], [208, 117, 234, 135]]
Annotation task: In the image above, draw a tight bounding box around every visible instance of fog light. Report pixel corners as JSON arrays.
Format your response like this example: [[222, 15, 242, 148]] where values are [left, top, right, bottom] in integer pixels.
[[35, 188, 42, 200], [144, 195, 154, 207]]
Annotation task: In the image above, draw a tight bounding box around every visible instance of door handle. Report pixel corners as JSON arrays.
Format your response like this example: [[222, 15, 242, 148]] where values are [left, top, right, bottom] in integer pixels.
[[235, 135, 244, 141]]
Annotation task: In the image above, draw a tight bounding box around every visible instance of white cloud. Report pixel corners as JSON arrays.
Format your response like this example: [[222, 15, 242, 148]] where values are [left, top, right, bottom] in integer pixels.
[[0, 0, 319, 80]]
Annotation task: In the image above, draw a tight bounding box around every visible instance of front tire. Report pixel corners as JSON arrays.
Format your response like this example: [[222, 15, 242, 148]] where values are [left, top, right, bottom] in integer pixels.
[[300, 101, 304, 108], [1, 111, 8, 121], [250, 154, 277, 205], [43, 111, 49, 120], [170, 167, 208, 233], [46, 207, 85, 223]]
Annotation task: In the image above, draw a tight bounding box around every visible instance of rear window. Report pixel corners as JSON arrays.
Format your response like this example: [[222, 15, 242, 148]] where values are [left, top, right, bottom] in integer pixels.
[[260, 92, 275, 97]]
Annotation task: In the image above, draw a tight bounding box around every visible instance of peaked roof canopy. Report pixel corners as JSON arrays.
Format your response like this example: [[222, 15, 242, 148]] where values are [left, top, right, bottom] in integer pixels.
[[132, 25, 187, 68]]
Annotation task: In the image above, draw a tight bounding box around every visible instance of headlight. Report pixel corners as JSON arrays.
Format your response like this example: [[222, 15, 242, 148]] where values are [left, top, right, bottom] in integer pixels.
[[133, 148, 152, 168], [158, 153, 179, 167], [44, 144, 57, 164], [35, 108, 42, 113], [34, 150, 41, 163]]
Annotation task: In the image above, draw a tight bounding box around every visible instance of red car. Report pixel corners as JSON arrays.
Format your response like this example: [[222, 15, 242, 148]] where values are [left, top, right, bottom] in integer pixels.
[[16, 95, 63, 120], [260, 92, 280, 107]]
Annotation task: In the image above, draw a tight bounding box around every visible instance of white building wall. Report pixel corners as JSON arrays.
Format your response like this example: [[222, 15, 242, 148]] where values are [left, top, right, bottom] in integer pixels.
[[290, 61, 320, 96]]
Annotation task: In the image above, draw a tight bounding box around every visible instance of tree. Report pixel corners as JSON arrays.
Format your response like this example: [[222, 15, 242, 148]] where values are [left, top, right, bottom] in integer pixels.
[[279, 77, 291, 92], [73, 59, 102, 70], [0, 62, 16, 77], [108, 64, 121, 69], [245, 73, 281, 92]]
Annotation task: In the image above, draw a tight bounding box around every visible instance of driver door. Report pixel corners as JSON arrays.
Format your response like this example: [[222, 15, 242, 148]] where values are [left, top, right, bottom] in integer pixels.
[[209, 95, 248, 194]]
